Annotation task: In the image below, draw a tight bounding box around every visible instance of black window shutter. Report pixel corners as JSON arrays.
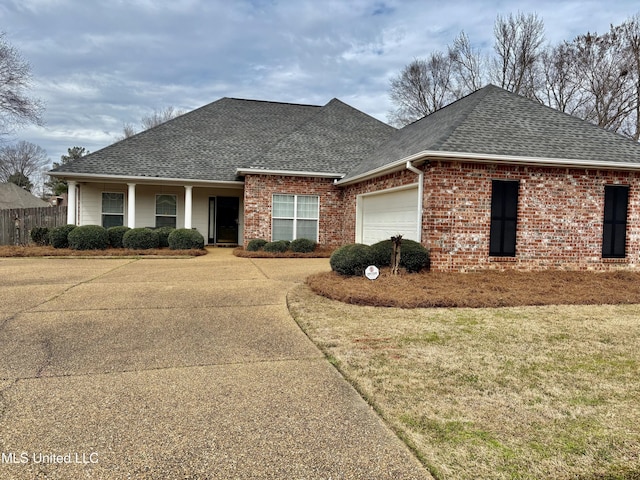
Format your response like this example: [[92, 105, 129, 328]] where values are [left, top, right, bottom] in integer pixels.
[[602, 186, 629, 258], [490, 180, 519, 257]]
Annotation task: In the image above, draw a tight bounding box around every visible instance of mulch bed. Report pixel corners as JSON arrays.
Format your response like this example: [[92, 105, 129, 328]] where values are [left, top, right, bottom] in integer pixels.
[[307, 269, 640, 308]]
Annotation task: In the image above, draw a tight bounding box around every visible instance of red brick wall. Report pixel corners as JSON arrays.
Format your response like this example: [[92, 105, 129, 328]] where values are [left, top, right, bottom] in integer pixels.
[[246, 164, 640, 271], [341, 161, 640, 271], [424, 161, 640, 271], [243, 175, 344, 247]]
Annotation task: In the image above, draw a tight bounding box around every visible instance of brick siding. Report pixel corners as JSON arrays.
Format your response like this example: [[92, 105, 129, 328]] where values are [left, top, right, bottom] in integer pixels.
[[244, 162, 640, 272], [422, 161, 640, 271], [242, 174, 344, 247]]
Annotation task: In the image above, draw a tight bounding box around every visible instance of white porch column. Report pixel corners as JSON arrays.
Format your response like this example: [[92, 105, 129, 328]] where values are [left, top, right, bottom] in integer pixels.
[[184, 185, 193, 229], [127, 183, 136, 228], [67, 180, 77, 225]]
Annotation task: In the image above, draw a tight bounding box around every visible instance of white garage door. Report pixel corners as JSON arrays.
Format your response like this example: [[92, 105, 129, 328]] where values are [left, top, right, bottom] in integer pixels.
[[359, 186, 419, 245]]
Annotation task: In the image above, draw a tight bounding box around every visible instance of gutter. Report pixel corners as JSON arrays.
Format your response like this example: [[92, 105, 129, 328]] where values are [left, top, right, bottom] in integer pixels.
[[236, 168, 344, 178], [405, 161, 423, 243], [46, 171, 245, 188], [336, 150, 640, 186]]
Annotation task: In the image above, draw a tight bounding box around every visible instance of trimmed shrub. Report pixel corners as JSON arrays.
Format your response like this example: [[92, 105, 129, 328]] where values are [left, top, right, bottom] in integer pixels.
[[263, 240, 290, 253], [49, 224, 77, 249], [68, 225, 108, 250], [330, 243, 373, 276], [123, 228, 159, 250], [400, 240, 430, 272], [168, 228, 205, 250], [369, 240, 395, 267], [246, 238, 268, 252], [370, 239, 430, 273], [30, 226, 50, 246], [290, 238, 317, 253], [155, 226, 175, 248], [107, 226, 130, 248]]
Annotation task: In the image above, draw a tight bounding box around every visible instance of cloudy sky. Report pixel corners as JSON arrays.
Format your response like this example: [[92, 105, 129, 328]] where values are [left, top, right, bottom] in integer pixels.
[[1, 0, 639, 167]]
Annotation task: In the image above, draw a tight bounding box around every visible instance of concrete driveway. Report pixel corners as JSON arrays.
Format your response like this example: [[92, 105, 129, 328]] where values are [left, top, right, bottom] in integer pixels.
[[0, 249, 431, 479]]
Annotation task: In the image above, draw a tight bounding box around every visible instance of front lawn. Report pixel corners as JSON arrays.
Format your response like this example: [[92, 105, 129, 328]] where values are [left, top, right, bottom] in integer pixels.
[[289, 285, 640, 480]]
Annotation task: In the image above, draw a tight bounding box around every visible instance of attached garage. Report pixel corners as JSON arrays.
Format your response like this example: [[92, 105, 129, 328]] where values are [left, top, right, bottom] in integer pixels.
[[356, 185, 420, 245]]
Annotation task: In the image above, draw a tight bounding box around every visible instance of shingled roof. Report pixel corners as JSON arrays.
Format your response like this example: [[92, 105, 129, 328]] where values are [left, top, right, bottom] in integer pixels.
[[342, 84, 640, 181], [238, 98, 395, 175], [0, 182, 49, 209], [50, 97, 394, 182]]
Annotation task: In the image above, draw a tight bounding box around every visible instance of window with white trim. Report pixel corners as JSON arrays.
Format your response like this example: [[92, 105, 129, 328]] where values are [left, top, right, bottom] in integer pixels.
[[156, 194, 177, 228], [272, 194, 319, 241], [101, 192, 124, 228]]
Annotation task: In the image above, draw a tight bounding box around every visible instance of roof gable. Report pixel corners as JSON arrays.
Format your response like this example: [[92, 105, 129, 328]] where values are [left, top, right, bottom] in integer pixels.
[[241, 98, 395, 174], [343, 85, 640, 181], [51, 98, 321, 182], [0, 183, 49, 209], [50, 97, 394, 182]]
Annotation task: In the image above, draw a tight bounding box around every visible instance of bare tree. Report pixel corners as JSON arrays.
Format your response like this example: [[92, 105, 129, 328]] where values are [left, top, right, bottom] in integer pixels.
[[141, 106, 185, 130], [571, 31, 636, 134], [491, 12, 545, 98], [388, 53, 455, 126], [539, 42, 588, 115], [449, 31, 486, 96], [619, 14, 640, 140], [0, 33, 43, 135], [118, 123, 137, 141], [117, 106, 185, 140], [388, 11, 640, 141], [0, 141, 49, 188]]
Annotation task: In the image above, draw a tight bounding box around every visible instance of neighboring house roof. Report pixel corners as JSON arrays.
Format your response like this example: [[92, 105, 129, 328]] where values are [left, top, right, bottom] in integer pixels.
[[50, 97, 395, 183], [0, 183, 50, 209], [342, 84, 640, 182]]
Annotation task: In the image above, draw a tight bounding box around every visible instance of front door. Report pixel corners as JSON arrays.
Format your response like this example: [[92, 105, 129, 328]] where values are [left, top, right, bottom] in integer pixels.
[[208, 197, 239, 244]]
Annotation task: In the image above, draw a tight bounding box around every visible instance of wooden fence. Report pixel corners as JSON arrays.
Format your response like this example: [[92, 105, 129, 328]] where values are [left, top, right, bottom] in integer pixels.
[[0, 206, 68, 245]]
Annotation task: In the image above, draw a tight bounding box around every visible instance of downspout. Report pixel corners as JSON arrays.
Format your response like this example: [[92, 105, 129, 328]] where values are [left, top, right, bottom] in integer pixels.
[[406, 161, 423, 243]]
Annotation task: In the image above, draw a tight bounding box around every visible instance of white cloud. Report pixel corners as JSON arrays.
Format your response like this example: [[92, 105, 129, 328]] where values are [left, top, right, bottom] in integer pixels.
[[0, 0, 639, 164]]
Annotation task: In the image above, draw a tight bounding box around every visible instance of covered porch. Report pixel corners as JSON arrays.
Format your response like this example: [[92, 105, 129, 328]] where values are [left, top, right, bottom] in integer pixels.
[[65, 177, 244, 245]]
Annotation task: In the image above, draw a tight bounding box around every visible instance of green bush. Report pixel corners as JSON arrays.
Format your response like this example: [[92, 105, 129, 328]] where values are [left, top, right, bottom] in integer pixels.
[[107, 226, 130, 248], [246, 238, 268, 251], [400, 240, 430, 273], [263, 240, 290, 253], [290, 238, 317, 253], [123, 228, 159, 250], [370, 239, 430, 272], [168, 228, 205, 250], [330, 243, 373, 276], [400, 240, 431, 273], [155, 226, 175, 248], [30, 226, 50, 246], [68, 225, 109, 250], [369, 240, 395, 267], [49, 224, 77, 249]]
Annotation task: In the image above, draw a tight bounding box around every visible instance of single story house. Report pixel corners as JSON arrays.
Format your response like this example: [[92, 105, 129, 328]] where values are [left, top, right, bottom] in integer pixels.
[[49, 85, 640, 271], [0, 182, 50, 209]]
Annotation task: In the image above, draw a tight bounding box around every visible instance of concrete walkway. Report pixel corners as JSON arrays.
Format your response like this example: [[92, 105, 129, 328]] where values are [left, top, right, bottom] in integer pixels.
[[0, 249, 431, 479]]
